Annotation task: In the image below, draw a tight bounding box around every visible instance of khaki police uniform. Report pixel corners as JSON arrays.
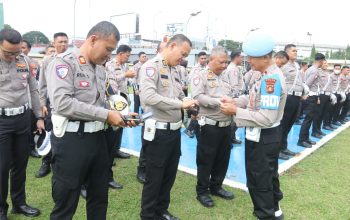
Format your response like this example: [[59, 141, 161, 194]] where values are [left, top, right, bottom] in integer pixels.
[[280, 61, 304, 152], [139, 54, 184, 220], [0, 54, 42, 213], [338, 74, 350, 122], [330, 72, 342, 124], [244, 69, 260, 92], [298, 65, 321, 142], [234, 64, 286, 219], [133, 61, 143, 113], [317, 69, 333, 130], [191, 67, 233, 196], [46, 48, 110, 220], [176, 65, 188, 96]]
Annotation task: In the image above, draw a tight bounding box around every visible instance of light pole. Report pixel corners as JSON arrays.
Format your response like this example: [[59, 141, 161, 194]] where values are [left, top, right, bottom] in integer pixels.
[[185, 11, 201, 36], [152, 10, 162, 42], [307, 32, 312, 64], [73, 0, 77, 47]]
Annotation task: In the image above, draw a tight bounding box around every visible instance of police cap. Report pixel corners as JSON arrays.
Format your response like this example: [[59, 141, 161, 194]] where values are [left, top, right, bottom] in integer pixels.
[[242, 31, 275, 57]]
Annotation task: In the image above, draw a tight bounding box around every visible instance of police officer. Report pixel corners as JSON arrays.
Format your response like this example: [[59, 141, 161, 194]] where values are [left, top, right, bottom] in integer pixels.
[[221, 31, 287, 220], [330, 66, 348, 126], [133, 51, 147, 114], [297, 53, 325, 148], [0, 28, 44, 219], [105, 45, 135, 159], [279, 44, 305, 160], [191, 46, 234, 208], [46, 21, 129, 220], [36, 32, 69, 178], [337, 67, 350, 123], [139, 34, 197, 220]]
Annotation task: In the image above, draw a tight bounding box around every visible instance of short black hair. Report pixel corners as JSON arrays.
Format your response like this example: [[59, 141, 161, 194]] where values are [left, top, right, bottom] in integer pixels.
[[342, 65, 349, 70], [0, 28, 22, 44], [334, 64, 341, 68], [284, 44, 296, 52], [116, 45, 132, 54], [315, 53, 325, 61], [198, 51, 207, 57], [274, 50, 289, 60], [22, 39, 31, 49], [301, 61, 308, 66], [138, 51, 146, 57], [53, 32, 68, 40], [87, 21, 120, 42], [166, 34, 192, 48], [230, 51, 241, 60]]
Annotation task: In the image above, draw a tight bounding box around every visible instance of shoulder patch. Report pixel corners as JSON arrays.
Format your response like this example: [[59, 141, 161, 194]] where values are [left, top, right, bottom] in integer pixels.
[[193, 76, 200, 86], [56, 65, 69, 79], [260, 73, 282, 110], [146, 67, 156, 77]]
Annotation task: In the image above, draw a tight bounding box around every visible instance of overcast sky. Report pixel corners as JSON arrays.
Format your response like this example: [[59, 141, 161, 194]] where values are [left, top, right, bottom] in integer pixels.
[[3, 0, 350, 46]]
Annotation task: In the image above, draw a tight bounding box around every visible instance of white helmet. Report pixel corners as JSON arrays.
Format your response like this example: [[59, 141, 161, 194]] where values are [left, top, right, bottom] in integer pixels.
[[108, 92, 129, 115], [34, 131, 51, 156]]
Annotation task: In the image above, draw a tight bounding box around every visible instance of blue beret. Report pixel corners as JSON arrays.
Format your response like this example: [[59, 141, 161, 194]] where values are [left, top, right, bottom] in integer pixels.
[[242, 31, 275, 57]]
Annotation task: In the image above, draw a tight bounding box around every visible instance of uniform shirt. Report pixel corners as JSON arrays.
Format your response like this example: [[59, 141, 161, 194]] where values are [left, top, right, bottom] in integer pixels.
[[105, 59, 129, 94], [330, 72, 341, 93], [304, 65, 321, 93], [191, 67, 232, 122], [46, 48, 109, 122], [224, 62, 244, 96], [139, 54, 185, 123], [319, 70, 333, 93], [281, 61, 303, 93], [339, 74, 349, 92], [39, 54, 56, 107], [234, 64, 287, 128], [175, 65, 188, 87], [133, 61, 143, 85], [0, 55, 41, 118], [244, 69, 260, 92]]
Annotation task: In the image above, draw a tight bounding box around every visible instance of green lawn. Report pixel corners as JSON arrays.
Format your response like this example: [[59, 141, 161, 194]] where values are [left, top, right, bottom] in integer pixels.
[[8, 128, 350, 220]]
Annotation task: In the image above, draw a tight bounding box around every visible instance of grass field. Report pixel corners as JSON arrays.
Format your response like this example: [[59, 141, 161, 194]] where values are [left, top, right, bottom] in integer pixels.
[[7, 128, 350, 220]]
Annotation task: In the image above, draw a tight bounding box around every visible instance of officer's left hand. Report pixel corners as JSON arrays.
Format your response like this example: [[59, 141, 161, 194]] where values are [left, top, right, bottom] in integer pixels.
[[124, 112, 139, 127], [220, 96, 234, 104], [220, 102, 237, 116], [36, 119, 45, 134]]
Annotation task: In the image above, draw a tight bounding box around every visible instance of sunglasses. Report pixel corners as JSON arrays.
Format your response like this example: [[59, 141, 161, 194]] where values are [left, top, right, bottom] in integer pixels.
[[0, 46, 21, 57]]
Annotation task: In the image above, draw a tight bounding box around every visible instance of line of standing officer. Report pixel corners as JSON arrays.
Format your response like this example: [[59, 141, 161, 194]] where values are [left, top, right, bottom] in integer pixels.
[[191, 46, 234, 208], [139, 34, 197, 220], [221, 31, 287, 220], [0, 28, 44, 220]]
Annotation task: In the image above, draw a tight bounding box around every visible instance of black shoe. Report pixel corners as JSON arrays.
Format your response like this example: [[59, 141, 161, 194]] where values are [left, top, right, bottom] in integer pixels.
[[333, 121, 342, 126], [231, 138, 242, 144], [196, 194, 214, 207], [306, 139, 316, 145], [80, 188, 87, 199], [157, 210, 180, 220], [278, 152, 289, 160], [317, 130, 326, 136], [29, 149, 41, 158], [35, 162, 51, 178], [184, 129, 194, 138], [108, 180, 123, 189], [297, 141, 312, 148], [323, 125, 334, 131], [329, 124, 337, 129], [281, 149, 296, 156], [11, 204, 40, 217], [136, 168, 146, 184], [0, 210, 7, 220], [311, 133, 322, 139], [340, 120, 347, 124], [115, 150, 130, 159], [210, 188, 234, 200]]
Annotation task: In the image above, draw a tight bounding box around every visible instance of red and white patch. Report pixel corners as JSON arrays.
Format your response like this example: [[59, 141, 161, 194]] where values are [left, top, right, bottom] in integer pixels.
[[79, 81, 90, 88], [56, 65, 69, 79], [22, 82, 27, 87], [193, 76, 200, 86], [31, 69, 37, 77], [22, 74, 28, 79], [146, 67, 155, 77]]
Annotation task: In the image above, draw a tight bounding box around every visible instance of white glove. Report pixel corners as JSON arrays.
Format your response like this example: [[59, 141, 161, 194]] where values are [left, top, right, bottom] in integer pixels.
[[302, 83, 310, 96], [330, 94, 337, 105], [340, 92, 346, 103]]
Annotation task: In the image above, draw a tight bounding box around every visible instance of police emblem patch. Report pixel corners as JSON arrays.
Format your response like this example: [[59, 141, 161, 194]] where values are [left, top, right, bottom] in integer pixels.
[[193, 76, 200, 86], [16, 63, 26, 68], [56, 65, 69, 79], [260, 73, 282, 110], [146, 67, 155, 77], [79, 56, 86, 64]]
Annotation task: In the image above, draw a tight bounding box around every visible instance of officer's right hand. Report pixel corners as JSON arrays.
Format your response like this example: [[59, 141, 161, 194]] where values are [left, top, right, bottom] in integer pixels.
[[124, 70, 136, 78], [107, 111, 126, 127], [42, 106, 48, 117], [220, 96, 234, 104], [182, 99, 199, 110]]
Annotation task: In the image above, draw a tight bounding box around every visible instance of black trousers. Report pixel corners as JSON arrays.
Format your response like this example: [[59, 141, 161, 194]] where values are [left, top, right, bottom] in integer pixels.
[[42, 108, 53, 164], [339, 94, 350, 121], [231, 122, 238, 140], [138, 126, 147, 172], [315, 94, 330, 131], [323, 98, 334, 127], [196, 124, 231, 195], [114, 127, 123, 152], [245, 126, 283, 220], [105, 127, 120, 182], [50, 129, 109, 220], [0, 110, 31, 213], [280, 95, 300, 151], [332, 94, 342, 123], [134, 93, 141, 114], [188, 119, 200, 140], [140, 129, 181, 220], [299, 96, 318, 142], [29, 110, 37, 152]]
